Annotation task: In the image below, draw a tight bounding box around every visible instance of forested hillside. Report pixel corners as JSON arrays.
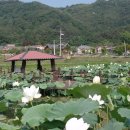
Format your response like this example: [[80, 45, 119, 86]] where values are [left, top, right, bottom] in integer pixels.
[[0, 0, 130, 46]]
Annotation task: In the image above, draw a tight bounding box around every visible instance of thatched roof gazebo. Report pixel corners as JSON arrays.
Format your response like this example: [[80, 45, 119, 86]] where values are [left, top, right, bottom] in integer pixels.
[[6, 51, 61, 73]]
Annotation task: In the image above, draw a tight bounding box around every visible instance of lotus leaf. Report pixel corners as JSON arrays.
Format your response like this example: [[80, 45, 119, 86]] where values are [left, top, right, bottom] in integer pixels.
[[74, 77, 85, 82], [0, 90, 7, 98], [118, 108, 130, 119], [67, 84, 111, 99], [48, 128, 61, 130], [0, 102, 7, 112], [20, 80, 29, 87], [55, 81, 65, 89], [4, 89, 23, 102], [82, 113, 98, 126], [21, 99, 99, 127], [99, 120, 124, 130], [48, 98, 99, 121], [38, 83, 48, 89], [21, 104, 53, 127], [0, 122, 20, 130], [47, 82, 56, 88]]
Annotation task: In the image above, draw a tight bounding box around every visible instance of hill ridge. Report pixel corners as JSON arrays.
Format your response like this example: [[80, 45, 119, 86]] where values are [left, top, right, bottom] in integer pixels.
[[0, 0, 130, 45]]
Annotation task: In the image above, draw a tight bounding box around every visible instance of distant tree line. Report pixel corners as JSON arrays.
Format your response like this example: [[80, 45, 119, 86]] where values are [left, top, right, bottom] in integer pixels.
[[0, 0, 130, 46]]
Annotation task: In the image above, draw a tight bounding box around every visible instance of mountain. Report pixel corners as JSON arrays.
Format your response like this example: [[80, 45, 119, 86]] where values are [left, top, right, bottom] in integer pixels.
[[64, 0, 130, 45], [0, 0, 130, 46]]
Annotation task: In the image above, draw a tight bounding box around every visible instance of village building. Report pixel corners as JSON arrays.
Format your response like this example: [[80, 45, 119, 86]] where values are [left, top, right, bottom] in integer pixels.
[[76, 45, 94, 54], [45, 42, 70, 55], [24, 45, 46, 51], [96, 46, 102, 54], [3, 44, 16, 51]]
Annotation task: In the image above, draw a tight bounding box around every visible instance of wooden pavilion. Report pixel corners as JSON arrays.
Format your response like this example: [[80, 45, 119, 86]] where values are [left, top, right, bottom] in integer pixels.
[[6, 51, 61, 73]]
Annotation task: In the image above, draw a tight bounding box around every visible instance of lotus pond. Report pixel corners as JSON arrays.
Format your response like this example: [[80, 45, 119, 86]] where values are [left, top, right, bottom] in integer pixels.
[[0, 62, 130, 130]]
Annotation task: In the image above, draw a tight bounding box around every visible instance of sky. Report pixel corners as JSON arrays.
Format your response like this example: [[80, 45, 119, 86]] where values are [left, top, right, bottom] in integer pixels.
[[21, 0, 96, 8]]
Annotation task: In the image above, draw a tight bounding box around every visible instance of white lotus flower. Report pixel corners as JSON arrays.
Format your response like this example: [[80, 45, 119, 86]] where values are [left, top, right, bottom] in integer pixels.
[[22, 85, 41, 103], [65, 117, 90, 130], [93, 76, 100, 84], [88, 70, 91, 73], [13, 81, 20, 87], [120, 73, 123, 77], [98, 67, 101, 69], [89, 94, 104, 105], [127, 95, 130, 102]]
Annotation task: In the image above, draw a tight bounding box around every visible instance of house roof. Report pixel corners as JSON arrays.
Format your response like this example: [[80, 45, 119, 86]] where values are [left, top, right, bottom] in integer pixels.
[[6, 51, 61, 61], [78, 45, 94, 50], [46, 42, 69, 50]]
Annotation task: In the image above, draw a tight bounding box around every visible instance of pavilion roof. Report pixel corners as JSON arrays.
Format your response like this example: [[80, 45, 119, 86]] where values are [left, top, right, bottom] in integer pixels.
[[6, 51, 61, 61]]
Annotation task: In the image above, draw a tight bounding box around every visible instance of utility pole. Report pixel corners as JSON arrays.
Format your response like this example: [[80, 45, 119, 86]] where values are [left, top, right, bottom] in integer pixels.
[[59, 28, 64, 56], [59, 28, 62, 56], [53, 40, 56, 55], [124, 41, 127, 57]]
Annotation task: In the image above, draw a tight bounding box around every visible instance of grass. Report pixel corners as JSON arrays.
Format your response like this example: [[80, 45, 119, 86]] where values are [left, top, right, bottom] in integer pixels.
[[1, 55, 130, 72], [56, 56, 130, 67]]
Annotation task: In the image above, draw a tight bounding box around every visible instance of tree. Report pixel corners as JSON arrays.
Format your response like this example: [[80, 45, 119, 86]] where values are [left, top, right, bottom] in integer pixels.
[[121, 31, 130, 44], [114, 45, 124, 55]]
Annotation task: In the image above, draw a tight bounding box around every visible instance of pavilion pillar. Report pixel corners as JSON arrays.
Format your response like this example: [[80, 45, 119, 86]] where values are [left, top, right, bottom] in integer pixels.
[[50, 59, 56, 72], [37, 60, 42, 72], [21, 60, 26, 73], [11, 61, 15, 72]]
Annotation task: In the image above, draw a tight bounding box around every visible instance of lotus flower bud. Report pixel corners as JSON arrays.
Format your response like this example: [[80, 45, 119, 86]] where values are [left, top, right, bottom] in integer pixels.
[[12, 81, 20, 87], [93, 76, 100, 84]]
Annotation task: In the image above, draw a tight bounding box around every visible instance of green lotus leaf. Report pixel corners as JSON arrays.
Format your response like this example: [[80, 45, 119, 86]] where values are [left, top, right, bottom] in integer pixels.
[[21, 104, 53, 127], [48, 98, 99, 121], [4, 89, 23, 102], [48, 128, 61, 130], [82, 113, 98, 126], [0, 90, 7, 98], [99, 120, 124, 130], [108, 78, 121, 86], [0, 102, 7, 112], [47, 82, 56, 88], [117, 87, 130, 96], [21, 99, 99, 127], [38, 83, 47, 89], [55, 81, 65, 88], [71, 82, 87, 88], [0, 122, 20, 130], [118, 108, 130, 119], [67, 84, 111, 99], [74, 77, 85, 82], [25, 74, 33, 82], [20, 80, 29, 87]]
